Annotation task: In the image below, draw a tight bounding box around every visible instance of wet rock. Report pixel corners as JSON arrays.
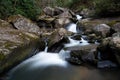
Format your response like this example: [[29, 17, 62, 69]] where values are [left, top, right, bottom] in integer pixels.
[[68, 44, 98, 64], [66, 57, 82, 65], [97, 60, 117, 68], [93, 24, 111, 37], [47, 28, 73, 52], [7, 14, 41, 35]]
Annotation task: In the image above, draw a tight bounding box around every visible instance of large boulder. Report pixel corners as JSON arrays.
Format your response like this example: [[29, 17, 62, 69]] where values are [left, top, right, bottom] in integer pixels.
[[97, 33, 120, 67], [93, 24, 111, 37], [109, 33, 120, 64], [38, 7, 76, 28], [77, 19, 101, 34], [0, 20, 45, 74], [7, 14, 41, 35], [54, 18, 72, 28], [66, 44, 98, 65], [46, 28, 73, 52]]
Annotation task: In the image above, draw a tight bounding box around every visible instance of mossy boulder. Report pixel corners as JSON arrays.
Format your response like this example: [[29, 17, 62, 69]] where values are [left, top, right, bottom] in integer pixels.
[[0, 20, 45, 74]]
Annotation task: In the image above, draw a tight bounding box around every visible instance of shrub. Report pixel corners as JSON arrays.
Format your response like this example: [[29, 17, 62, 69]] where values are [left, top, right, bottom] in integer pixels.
[[93, 0, 120, 17], [0, 0, 41, 20]]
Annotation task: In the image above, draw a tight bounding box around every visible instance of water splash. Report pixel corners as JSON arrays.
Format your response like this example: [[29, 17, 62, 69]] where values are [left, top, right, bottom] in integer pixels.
[[65, 37, 89, 47], [76, 15, 82, 20], [59, 49, 71, 59]]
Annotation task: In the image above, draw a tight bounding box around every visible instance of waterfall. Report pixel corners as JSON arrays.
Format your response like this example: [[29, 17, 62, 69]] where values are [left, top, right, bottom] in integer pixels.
[[67, 15, 82, 33], [44, 38, 48, 52], [76, 15, 82, 20], [67, 23, 77, 33]]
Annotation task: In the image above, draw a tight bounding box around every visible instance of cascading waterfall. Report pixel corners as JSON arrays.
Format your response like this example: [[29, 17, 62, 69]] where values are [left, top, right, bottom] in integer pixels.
[[67, 23, 77, 33], [7, 14, 120, 80], [67, 14, 82, 33]]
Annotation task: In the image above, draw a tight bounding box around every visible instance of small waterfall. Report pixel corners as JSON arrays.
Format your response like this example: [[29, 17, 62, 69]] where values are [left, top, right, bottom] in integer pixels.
[[65, 36, 89, 48], [44, 46, 48, 52], [65, 37, 80, 47], [67, 15, 82, 33], [44, 38, 48, 52], [80, 37, 89, 45], [76, 15, 82, 20], [67, 23, 77, 33], [59, 49, 71, 59]]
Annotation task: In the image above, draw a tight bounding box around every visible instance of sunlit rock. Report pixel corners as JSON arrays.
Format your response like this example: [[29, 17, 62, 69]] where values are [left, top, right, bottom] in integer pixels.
[[7, 14, 41, 35]]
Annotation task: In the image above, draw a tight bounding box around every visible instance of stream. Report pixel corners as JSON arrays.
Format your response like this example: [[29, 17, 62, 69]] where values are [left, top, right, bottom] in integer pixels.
[[6, 15, 120, 80]]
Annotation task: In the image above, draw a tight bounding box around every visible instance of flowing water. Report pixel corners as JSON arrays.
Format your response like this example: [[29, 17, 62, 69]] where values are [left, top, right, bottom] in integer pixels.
[[6, 15, 120, 80]]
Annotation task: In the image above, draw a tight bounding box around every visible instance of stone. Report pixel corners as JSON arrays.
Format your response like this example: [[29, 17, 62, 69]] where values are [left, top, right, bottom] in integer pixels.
[[67, 44, 98, 64], [43, 7, 55, 16], [93, 24, 111, 37], [77, 19, 100, 34], [109, 33, 120, 64], [7, 14, 41, 35], [112, 22, 120, 32], [0, 19, 45, 74], [0, 30, 45, 74], [80, 8, 94, 18], [97, 36, 120, 65], [54, 18, 72, 28], [47, 28, 72, 46]]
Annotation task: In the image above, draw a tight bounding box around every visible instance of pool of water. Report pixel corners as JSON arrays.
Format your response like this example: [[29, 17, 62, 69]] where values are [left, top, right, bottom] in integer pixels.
[[6, 51, 120, 80]]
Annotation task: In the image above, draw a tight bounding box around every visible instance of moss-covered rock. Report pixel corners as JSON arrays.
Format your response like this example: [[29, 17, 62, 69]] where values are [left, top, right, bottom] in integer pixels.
[[0, 20, 45, 74]]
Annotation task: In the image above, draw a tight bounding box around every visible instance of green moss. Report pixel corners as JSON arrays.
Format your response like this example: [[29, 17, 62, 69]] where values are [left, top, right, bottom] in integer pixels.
[[0, 0, 41, 20]]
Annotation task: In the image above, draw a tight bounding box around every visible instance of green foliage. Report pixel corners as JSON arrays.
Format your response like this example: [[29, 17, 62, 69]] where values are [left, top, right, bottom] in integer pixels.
[[93, 0, 120, 17], [0, 0, 41, 20]]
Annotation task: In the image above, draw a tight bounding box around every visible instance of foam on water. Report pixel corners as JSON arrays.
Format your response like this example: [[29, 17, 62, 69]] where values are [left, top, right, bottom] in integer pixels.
[[65, 37, 89, 47]]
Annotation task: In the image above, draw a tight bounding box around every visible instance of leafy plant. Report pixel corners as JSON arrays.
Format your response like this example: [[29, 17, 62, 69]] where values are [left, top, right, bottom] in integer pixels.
[[0, 0, 41, 20]]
